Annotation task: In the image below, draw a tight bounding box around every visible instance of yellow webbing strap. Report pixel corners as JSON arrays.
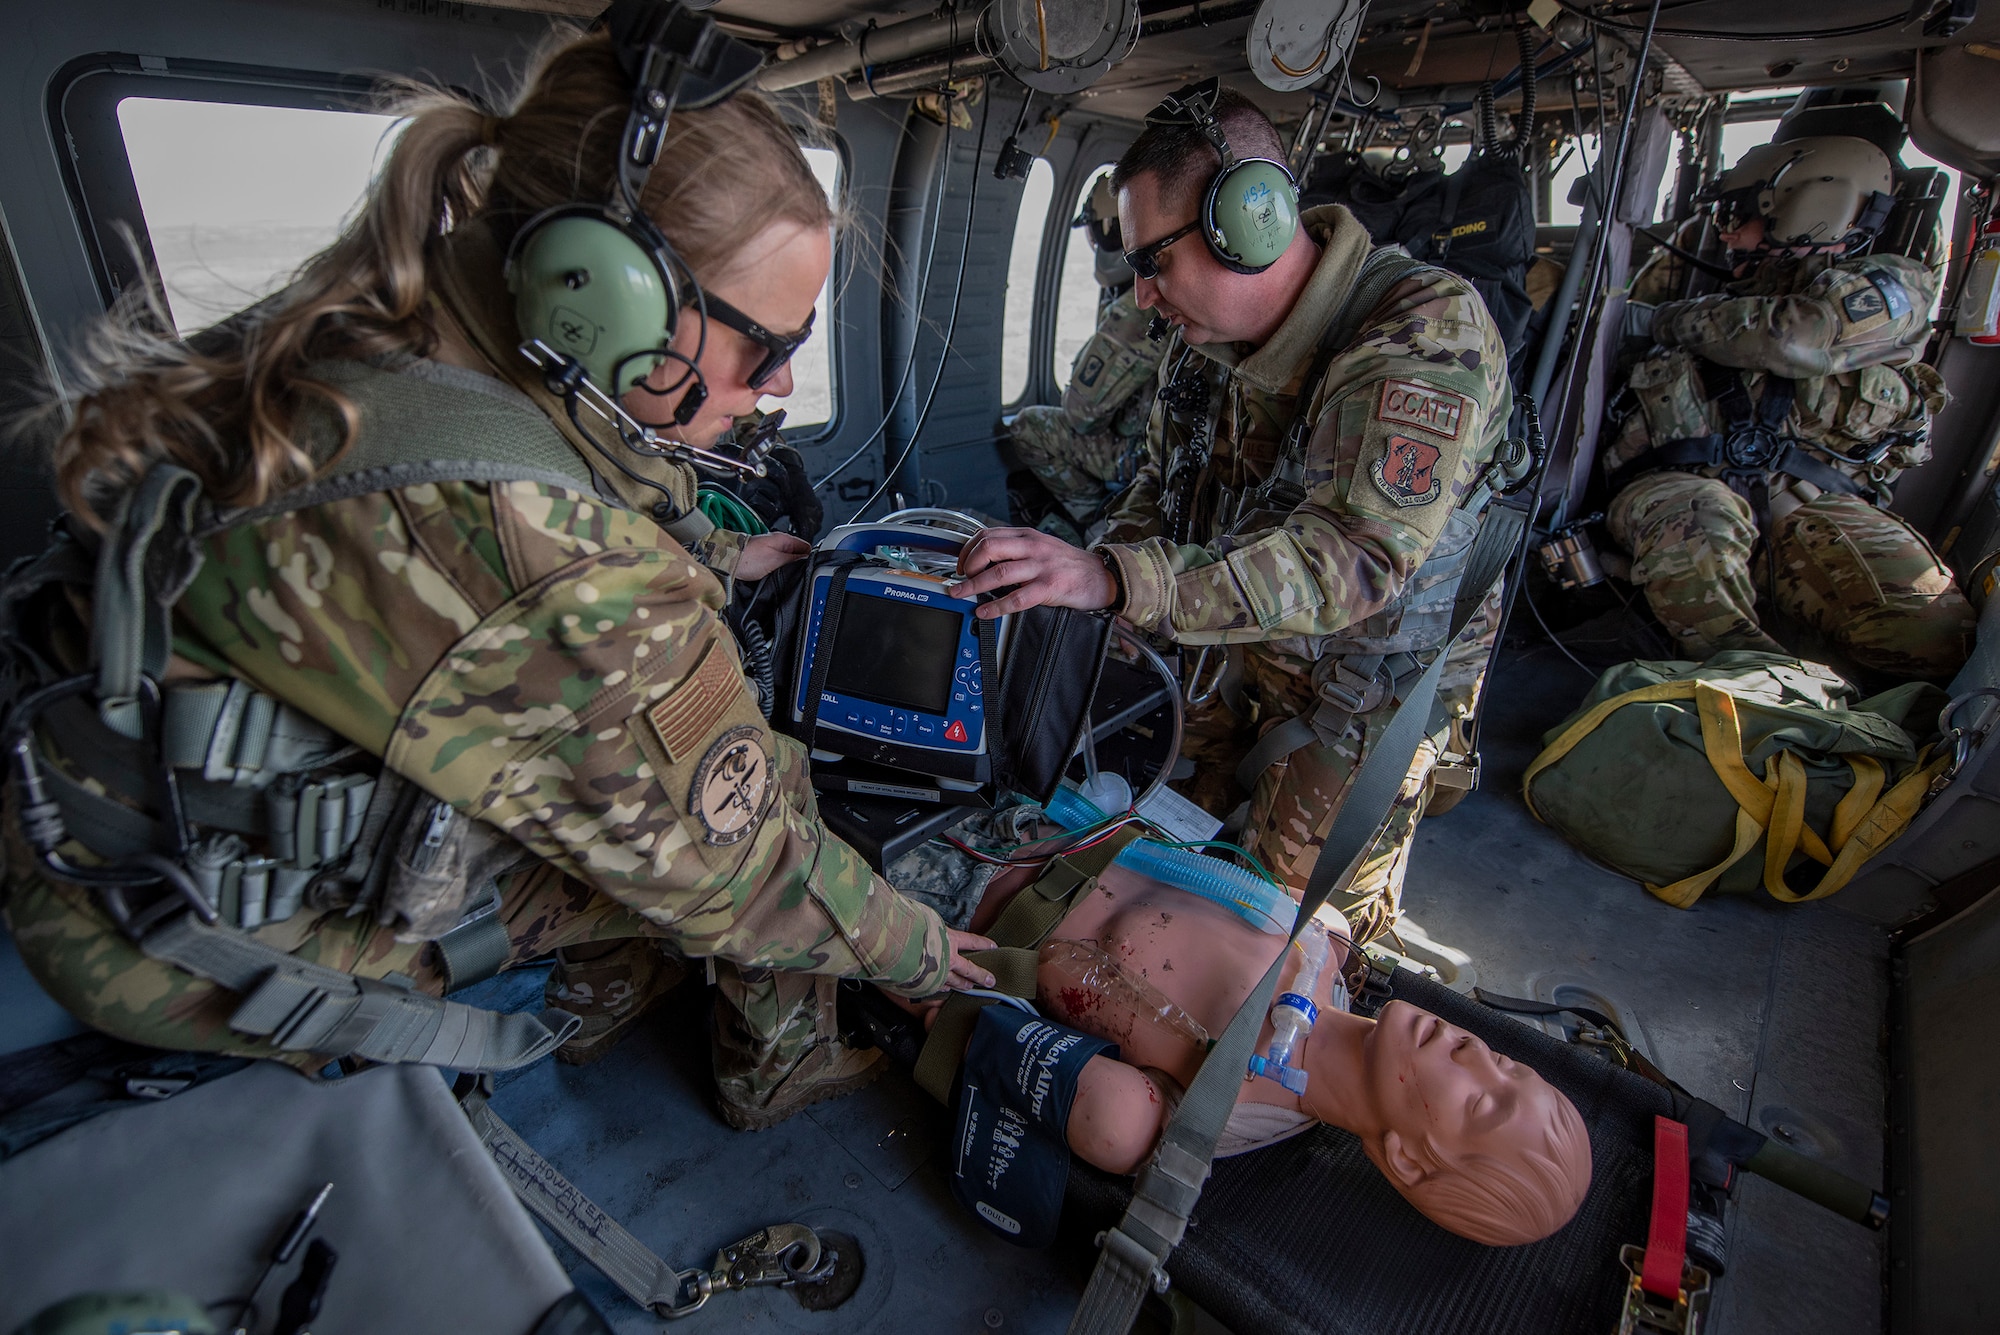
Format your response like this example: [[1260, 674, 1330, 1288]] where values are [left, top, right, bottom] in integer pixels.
[[1523, 678, 1945, 909]]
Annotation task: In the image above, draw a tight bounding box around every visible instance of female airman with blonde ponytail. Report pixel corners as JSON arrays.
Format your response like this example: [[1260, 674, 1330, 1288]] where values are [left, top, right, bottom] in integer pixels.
[[9, 17, 995, 1129]]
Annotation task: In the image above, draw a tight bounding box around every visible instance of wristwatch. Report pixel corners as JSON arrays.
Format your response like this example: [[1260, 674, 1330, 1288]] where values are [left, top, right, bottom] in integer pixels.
[[1093, 547, 1125, 613]]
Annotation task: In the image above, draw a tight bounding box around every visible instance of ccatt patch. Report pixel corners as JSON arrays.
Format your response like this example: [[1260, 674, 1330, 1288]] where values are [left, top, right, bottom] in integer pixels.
[[1376, 378, 1467, 441], [1371, 434, 1444, 507], [688, 725, 772, 846]]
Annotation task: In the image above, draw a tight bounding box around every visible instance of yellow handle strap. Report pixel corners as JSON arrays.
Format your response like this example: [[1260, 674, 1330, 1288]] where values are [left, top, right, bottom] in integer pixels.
[[1761, 749, 1949, 904]]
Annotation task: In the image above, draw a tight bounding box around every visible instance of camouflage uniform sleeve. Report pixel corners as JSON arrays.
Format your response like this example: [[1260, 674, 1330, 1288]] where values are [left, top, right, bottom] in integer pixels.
[[686, 525, 749, 577], [383, 483, 952, 996], [1651, 254, 1937, 377], [1063, 289, 1169, 432], [1100, 275, 1509, 645], [178, 479, 950, 997]]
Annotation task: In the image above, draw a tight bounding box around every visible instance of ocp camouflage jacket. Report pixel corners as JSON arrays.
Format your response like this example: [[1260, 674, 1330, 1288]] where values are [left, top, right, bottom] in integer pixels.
[[27, 354, 954, 1001], [1097, 205, 1511, 678], [1606, 252, 1946, 484]]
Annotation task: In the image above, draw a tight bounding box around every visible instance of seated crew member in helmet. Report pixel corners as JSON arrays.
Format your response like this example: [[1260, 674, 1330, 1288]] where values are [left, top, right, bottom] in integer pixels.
[[1604, 133, 1973, 679], [4, 14, 995, 1130], [1009, 176, 1167, 540], [957, 82, 1510, 943], [898, 861, 1592, 1248]]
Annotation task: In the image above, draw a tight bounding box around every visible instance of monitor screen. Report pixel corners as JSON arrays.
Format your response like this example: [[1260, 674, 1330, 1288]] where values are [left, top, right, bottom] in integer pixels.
[[824, 588, 964, 717]]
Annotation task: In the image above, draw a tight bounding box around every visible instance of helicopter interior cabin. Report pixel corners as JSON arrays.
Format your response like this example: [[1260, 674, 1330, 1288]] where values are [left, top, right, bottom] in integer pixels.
[[0, 1, 1997, 1333]]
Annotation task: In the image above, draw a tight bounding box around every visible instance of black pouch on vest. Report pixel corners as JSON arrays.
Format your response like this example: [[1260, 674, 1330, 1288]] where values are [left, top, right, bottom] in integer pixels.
[[994, 605, 1111, 805]]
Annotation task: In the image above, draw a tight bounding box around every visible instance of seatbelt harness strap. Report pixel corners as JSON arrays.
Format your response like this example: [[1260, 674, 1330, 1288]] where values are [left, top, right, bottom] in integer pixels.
[[138, 913, 577, 1072], [910, 827, 1141, 1104], [463, 1093, 697, 1313]]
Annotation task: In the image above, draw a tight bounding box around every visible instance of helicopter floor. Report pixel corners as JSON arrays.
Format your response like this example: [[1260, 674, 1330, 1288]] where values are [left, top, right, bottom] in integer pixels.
[[0, 639, 1889, 1333]]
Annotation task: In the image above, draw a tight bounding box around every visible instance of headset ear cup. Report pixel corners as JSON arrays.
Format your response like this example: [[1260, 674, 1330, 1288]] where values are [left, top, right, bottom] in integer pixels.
[[506, 208, 680, 396], [1202, 158, 1300, 275]]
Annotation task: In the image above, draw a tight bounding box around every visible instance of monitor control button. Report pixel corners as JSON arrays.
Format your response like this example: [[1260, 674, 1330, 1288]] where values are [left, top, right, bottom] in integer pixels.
[[944, 719, 968, 743]]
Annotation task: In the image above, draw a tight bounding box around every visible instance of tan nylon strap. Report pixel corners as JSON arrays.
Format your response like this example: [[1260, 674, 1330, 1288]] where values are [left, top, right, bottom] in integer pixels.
[[967, 946, 1042, 1000], [911, 826, 1142, 1104]]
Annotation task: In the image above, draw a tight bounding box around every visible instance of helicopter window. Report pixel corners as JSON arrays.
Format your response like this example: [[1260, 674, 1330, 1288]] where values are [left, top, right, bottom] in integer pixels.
[[1051, 164, 1114, 391], [1001, 156, 1055, 405], [774, 145, 841, 428], [117, 97, 399, 333]]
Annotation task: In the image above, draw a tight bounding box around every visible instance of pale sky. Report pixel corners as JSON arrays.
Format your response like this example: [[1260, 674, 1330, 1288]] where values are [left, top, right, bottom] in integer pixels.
[[118, 97, 401, 229]]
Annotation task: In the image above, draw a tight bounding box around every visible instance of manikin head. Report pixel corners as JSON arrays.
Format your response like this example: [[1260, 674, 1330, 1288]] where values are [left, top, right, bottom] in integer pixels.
[[1110, 86, 1314, 348], [1332, 1000, 1592, 1246]]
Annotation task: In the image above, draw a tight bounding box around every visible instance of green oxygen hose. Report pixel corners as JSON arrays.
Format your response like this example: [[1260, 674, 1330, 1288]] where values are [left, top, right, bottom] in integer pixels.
[[697, 485, 768, 535]]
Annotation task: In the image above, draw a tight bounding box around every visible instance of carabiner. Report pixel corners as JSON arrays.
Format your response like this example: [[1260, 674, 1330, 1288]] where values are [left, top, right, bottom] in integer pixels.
[[1184, 645, 1227, 706]]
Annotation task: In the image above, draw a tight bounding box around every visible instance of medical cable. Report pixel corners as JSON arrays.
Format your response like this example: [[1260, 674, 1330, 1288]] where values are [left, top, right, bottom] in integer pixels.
[[696, 484, 769, 534], [850, 81, 995, 522], [812, 8, 968, 495]]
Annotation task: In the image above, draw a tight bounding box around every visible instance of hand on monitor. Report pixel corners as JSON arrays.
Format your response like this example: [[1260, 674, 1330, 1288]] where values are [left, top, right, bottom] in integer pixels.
[[736, 532, 811, 580], [955, 527, 1118, 617]]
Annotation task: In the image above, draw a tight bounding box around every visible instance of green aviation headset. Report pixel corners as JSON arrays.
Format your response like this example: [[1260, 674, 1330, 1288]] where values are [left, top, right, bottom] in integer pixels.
[[504, 0, 778, 476], [1133, 78, 1301, 276]]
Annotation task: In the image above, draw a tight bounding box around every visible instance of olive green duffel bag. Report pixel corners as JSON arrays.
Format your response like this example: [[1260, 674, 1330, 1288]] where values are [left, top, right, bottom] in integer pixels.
[[1523, 651, 1950, 908]]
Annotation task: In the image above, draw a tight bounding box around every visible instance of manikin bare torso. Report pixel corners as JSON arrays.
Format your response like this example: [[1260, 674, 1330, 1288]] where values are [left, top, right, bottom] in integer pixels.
[[961, 859, 1593, 1245]]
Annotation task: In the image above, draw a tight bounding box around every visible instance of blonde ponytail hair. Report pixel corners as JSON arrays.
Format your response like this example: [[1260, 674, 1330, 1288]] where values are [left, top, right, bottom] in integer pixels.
[[50, 30, 832, 525]]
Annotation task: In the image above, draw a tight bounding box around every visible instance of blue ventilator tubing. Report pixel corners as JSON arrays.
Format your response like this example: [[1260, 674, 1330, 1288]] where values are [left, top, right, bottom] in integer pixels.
[[1042, 785, 1296, 935]]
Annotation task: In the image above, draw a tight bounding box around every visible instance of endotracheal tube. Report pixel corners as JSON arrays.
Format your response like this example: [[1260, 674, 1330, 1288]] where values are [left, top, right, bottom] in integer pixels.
[[1247, 917, 1336, 1095]]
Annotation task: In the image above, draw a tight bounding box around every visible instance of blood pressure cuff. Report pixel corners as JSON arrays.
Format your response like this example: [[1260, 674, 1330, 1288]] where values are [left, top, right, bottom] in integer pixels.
[[950, 1006, 1116, 1248]]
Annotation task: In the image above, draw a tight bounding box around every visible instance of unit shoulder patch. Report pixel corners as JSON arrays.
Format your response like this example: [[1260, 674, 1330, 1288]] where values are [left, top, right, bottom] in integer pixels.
[[647, 638, 741, 763], [1370, 434, 1444, 507], [688, 725, 772, 847], [1839, 276, 1911, 333], [1375, 378, 1467, 441]]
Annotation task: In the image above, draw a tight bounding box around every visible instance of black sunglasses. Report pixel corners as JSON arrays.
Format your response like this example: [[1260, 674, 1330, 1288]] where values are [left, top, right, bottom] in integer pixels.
[[1123, 219, 1202, 280], [702, 293, 816, 390]]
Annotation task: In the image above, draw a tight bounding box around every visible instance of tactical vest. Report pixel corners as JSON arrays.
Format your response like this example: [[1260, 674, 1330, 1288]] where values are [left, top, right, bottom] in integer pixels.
[[1605, 356, 1912, 509], [1, 357, 686, 1073]]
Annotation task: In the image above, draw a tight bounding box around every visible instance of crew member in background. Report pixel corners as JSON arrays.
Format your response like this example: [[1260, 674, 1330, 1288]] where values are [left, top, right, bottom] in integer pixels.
[[1009, 176, 1167, 541], [4, 22, 993, 1132], [957, 81, 1511, 943], [1604, 134, 1973, 679]]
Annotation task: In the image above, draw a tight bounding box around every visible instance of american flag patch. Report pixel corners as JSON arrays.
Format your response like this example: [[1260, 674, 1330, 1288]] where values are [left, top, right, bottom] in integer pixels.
[[648, 639, 742, 763]]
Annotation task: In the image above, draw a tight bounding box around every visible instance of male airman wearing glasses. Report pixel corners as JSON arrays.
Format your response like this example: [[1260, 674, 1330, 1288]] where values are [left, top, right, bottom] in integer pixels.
[[959, 82, 1512, 943]]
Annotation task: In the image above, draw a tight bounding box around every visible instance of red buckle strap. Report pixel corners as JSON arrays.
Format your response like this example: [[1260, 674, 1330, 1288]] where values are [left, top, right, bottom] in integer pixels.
[[1643, 1115, 1691, 1300]]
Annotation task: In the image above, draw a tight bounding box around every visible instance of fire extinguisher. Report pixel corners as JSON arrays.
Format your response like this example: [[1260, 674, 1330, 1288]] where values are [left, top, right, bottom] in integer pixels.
[[1962, 216, 2000, 344]]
